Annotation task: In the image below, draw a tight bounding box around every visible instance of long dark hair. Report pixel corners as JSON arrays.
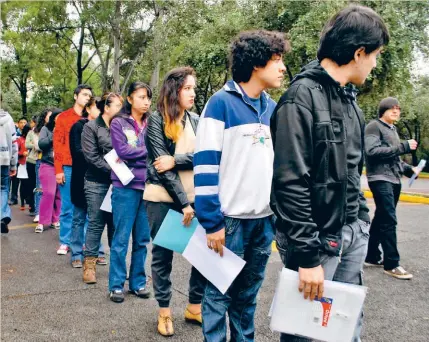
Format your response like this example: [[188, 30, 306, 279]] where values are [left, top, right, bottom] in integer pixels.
[[21, 123, 31, 138], [45, 108, 63, 132], [35, 108, 51, 134], [157, 67, 196, 142]]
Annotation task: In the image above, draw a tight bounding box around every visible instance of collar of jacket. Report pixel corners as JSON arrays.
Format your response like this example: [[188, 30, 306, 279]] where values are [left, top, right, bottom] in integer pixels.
[[95, 114, 108, 129], [222, 80, 271, 114], [377, 118, 396, 130]]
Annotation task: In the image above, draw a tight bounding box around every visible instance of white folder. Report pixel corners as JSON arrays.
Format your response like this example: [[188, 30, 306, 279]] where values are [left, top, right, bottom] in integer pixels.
[[104, 149, 134, 186], [100, 185, 113, 212], [270, 268, 367, 342]]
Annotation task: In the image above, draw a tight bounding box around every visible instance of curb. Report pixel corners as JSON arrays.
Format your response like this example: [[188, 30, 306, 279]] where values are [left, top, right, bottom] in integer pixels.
[[363, 190, 429, 205]]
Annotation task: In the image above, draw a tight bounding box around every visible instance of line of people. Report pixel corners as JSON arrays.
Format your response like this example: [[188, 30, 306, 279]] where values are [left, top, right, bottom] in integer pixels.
[[0, 4, 419, 342]]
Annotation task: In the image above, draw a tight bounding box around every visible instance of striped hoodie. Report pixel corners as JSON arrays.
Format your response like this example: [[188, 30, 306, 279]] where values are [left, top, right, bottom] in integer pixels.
[[194, 80, 277, 234]]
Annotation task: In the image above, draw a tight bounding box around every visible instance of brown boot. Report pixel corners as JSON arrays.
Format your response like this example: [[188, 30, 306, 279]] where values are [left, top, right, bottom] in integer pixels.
[[83, 257, 97, 284]]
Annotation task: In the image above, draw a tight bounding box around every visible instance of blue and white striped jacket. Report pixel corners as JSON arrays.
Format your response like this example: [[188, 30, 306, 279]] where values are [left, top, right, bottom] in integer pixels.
[[193, 80, 277, 233]]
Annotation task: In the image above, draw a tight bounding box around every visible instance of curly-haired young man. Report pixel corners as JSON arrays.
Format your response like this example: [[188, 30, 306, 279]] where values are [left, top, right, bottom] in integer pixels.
[[194, 30, 289, 341], [271, 5, 389, 342]]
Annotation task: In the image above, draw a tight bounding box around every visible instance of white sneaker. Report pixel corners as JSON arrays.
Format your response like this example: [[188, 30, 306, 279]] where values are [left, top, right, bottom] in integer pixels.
[[57, 244, 69, 255], [35, 224, 44, 233], [51, 222, 60, 230], [33, 215, 39, 223]]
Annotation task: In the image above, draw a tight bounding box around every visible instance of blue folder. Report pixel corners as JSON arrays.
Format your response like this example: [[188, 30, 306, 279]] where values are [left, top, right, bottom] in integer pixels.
[[152, 209, 198, 254]]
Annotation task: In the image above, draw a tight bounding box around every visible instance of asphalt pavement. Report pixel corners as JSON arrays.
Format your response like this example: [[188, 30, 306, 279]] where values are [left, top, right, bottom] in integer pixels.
[[1, 200, 429, 342]]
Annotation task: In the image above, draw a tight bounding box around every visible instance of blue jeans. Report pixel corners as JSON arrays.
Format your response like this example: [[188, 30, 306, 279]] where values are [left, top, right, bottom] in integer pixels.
[[84, 180, 114, 258], [278, 219, 369, 342], [58, 166, 74, 246], [1, 166, 11, 224], [109, 186, 150, 292], [202, 216, 274, 342], [70, 205, 105, 262], [34, 160, 42, 215]]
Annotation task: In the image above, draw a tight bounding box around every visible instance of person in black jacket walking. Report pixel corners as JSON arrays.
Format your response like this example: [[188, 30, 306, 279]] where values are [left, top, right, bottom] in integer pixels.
[[364, 97, 418, 279], [271, 5, 389, 342], [69, 97, 106, 268], [81, 93, 122, 284]]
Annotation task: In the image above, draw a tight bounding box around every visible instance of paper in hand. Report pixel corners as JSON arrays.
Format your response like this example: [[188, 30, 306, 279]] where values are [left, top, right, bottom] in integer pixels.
[[100, 185, 113, 212], [409, 159, 426, 187], [104, 149, 134, 186]]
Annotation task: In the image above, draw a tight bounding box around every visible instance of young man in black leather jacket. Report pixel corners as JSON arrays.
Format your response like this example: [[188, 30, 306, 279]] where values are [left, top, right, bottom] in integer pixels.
[[271, 5, 389, 341]]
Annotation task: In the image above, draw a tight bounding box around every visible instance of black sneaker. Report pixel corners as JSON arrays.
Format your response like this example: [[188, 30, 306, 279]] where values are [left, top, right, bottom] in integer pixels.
[[1, 221, 9, 234], [129, 287, 151, 299], [110, 290, 125, 303], [364, 259, 383, 267]]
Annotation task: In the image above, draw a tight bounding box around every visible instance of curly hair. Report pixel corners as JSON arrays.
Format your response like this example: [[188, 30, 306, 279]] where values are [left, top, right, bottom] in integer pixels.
[[230, 30, 290, 83]]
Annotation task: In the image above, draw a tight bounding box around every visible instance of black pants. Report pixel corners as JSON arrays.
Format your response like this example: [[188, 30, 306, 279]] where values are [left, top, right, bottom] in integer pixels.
[[10, 170, 19, 202], [145, 201, 205, 308], [366, 181, 401, 270], [26, 162, 36, 211]]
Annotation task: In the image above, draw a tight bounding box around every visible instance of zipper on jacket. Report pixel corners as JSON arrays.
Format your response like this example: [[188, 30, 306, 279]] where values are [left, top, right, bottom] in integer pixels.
[[338, 238, 344, 263]]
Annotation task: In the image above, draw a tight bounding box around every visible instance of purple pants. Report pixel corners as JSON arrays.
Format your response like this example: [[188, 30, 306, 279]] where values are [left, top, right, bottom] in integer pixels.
[[39, 163, 61, 225]]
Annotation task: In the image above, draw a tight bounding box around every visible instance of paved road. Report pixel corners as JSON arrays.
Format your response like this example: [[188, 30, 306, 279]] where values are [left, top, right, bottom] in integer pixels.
[[1, 201, 429, 341]]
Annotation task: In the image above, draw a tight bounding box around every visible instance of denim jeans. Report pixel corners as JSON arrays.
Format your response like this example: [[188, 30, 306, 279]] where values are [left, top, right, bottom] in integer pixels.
[[84, 180, 114, 258], [367, 181, 401, 270], [278, 219, 369, 342], [145, 201, 205, 308], [1, 166, 11, 224], [202, 216, 274, 342], [70, 205, 105, 262], [58, 166, 74, 246], [109, 186, 150, 292], [34, 160, 42, 215]]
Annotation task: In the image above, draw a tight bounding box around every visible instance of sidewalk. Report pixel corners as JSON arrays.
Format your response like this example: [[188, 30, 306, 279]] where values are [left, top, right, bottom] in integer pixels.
[[361, 175, 429, 204]]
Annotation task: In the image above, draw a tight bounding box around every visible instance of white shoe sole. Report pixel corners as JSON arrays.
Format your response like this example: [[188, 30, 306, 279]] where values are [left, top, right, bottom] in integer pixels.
[[57, 250, 69, 255], [384, 270, 413, 280]]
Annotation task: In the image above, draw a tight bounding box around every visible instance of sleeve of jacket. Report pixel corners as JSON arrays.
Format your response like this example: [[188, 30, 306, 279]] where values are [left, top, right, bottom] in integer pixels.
[[144, 114, 189, 208], [194, 96, 225, 234], [25, 130, 35, 150], [401, 160, 415, 178], [365, 122, 410, 160], [271, 93, 321, 269], [53, 113, 66, 174], [38, 127, 52, 152], [70, 123, 85, 165], [81, 123, 111, 173], [9, 118, 18, 170], [174, 114, 200, 170]]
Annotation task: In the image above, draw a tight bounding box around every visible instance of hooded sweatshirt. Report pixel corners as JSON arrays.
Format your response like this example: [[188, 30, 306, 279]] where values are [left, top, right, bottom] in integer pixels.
[[194, 80, 277, 234], [0, 109, 18, 170], [110, 114, 148, 190]]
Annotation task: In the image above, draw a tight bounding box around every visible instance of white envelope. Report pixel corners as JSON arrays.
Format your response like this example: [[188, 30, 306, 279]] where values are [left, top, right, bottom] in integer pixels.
[[270, 268, 367, 342], [182, 225, 246, 295], [100, 185, 113, 212], [104, 149, 134, 186], [17, 163, 28, 179]]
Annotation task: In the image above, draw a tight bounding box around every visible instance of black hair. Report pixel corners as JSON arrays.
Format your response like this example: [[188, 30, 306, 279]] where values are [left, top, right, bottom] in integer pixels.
[[31, 115, 38, 124], [82, 97, 100, 118], [122, 82, 152, 115], [73, 84, 93, 96], [18, 117, 27, 123], [230, 30, 290, 83], [97, 92, 124, 115], [35, 108, 51, 133], [45, 108, 63, 132], [21, 123, 31, 138], [317, 5, 390, 66]]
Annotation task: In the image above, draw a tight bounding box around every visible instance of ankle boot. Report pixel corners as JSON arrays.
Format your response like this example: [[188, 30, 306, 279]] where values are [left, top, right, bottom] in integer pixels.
[[83, 257, 97, 284]]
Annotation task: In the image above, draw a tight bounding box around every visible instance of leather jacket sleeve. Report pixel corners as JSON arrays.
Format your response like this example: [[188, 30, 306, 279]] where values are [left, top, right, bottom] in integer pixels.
[[271, 98, 321, 269], [145, 113, 189, 208], [174, 153, 194, 170], [81, 123, 111, 173]]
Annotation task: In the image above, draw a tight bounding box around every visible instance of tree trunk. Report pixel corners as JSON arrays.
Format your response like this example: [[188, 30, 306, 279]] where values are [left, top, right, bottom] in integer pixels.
[[149, 60, 161, 90], [77, 21, 85, 85], [113, 0, 121, 92], [20, 71, 28, 117]]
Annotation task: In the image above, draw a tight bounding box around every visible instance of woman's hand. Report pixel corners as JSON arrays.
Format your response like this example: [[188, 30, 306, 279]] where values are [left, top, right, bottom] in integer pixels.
[[154, 155, 175, 173], [182, 205, 195, 227]]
